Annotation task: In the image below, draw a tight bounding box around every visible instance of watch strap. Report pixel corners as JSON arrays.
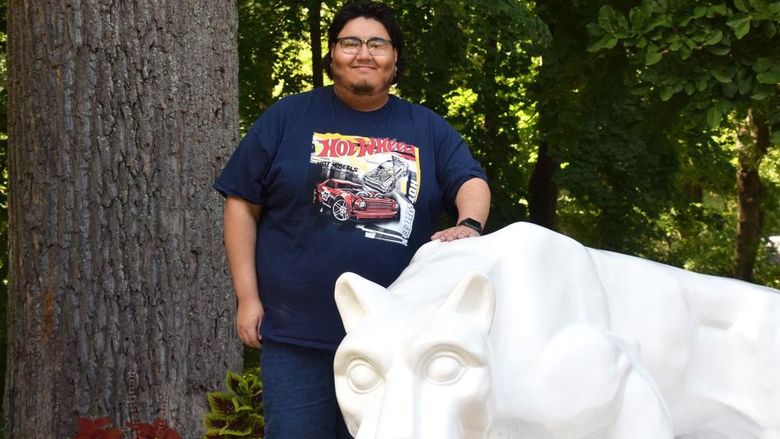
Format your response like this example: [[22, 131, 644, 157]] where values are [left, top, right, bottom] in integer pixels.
[[458, 218, 483, 235]]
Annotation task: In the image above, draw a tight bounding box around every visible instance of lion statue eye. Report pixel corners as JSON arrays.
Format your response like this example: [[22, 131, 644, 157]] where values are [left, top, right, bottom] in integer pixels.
[[423, 352, 466, 385], [347, 360, 382, 393]]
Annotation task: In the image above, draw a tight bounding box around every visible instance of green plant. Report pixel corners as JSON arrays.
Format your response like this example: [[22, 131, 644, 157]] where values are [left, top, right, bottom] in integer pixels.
[[204, 368, 264, 438]]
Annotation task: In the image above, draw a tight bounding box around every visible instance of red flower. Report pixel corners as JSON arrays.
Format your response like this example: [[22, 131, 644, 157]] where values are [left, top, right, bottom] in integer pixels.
[[74, 417, 123, 439], [127, 417, 183, 439]]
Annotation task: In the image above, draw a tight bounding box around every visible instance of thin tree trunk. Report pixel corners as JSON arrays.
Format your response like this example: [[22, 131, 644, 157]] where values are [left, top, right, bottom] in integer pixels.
[[528, 140, 558, 229], [309, 0, 323, 88], [5, 1, 241, 437], [733, 109, 769, 282], [479, 35, 499, 184]]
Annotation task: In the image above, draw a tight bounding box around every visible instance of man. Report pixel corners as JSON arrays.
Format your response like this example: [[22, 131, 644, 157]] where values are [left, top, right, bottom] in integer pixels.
[[214, 1, 490, 437]]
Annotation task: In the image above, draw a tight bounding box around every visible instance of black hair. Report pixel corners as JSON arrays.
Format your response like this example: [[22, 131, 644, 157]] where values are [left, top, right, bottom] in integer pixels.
[[323, 1, 405, 84]]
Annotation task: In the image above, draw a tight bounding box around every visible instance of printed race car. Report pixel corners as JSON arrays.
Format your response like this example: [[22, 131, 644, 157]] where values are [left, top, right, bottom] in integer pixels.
[[315, 178, 399, 222], [362, 156, 409, 194]]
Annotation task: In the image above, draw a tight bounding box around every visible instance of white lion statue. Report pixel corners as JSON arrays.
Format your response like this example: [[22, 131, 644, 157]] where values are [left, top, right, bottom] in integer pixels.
[[334, 222, 780, 439]]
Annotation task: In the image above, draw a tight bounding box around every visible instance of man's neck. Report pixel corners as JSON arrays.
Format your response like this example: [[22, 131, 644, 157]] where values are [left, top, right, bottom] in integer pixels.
[[333, 84, 390, 112]]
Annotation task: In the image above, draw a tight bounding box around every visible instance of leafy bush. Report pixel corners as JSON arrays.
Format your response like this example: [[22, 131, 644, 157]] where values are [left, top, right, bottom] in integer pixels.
[[204, 368, 264, 438]]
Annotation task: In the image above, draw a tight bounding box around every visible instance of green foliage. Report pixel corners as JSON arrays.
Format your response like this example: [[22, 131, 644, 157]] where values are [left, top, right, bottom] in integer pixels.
[[584, 0, 780, 281], [203, 369, 264, 439], [395, 0, 551, 229], [587, 0, 780, 127], [238, 1, 313, 130]]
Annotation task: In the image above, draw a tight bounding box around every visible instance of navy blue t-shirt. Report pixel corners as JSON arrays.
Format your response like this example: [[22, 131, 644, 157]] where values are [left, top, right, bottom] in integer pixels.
[[214, 86, 486, 350]]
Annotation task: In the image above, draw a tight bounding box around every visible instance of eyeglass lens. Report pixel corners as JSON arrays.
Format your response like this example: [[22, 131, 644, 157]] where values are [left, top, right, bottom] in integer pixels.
[[338, 37, 391, 55]]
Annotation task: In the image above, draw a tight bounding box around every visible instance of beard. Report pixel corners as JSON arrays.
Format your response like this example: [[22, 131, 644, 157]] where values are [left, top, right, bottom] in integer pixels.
[[349, 81, 377, 96], [332, 67, 394, 97]]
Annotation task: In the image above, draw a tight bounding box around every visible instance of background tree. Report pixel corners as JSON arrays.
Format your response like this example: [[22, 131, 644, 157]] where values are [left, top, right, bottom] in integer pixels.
[[589, 0, 780, 281], [532, 0, 689, 257], [4, 1, 241, 437], [0, 0, 8, 431], [230, 0, 779, 288], [396, 0, 550, 229]]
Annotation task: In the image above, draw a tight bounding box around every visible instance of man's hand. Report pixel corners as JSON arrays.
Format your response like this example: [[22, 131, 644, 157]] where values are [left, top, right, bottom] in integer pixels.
[[431, 224, 480, 242], [237, 298, 264, 348]]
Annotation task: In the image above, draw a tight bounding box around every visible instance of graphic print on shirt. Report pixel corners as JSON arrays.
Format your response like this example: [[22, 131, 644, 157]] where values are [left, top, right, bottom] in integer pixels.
[[310, 132, 421, 246]]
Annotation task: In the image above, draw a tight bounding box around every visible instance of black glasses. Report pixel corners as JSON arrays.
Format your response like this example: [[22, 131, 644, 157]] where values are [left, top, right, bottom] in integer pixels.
[[336, 37, 393, 56]]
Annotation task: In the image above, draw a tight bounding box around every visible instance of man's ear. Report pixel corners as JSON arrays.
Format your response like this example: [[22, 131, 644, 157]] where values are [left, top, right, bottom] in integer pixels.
[[440, 271, 495, 334], [335, 272, 390, 333]]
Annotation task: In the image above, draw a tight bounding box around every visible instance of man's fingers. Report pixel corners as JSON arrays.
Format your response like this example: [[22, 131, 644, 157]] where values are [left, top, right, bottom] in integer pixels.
[[239, 324, 262, 348]]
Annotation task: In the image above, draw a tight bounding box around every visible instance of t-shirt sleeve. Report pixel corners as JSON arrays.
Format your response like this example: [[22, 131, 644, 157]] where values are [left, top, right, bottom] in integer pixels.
[[433, 115, 488, 210], [213, 112, 279, 206]]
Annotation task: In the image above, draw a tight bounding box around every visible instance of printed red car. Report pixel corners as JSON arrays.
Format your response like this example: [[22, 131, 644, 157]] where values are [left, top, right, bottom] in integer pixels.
[[315, 178, 399, 222]]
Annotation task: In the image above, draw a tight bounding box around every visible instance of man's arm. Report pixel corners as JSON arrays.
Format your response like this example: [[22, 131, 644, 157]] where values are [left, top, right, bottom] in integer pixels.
[[431, 177, 491, 241], [224, 196, 264, 348]]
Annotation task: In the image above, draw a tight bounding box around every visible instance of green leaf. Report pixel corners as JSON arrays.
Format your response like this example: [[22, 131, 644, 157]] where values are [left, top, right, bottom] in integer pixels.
[[598, 5, 618, 29], [711, 68, 733, 83], [753, 57, 774, 72], [208, 392, 238, 415], [587, 34, 618, 52], [706, 107, 722, 129], [763, 21, 777, 38], [751, 89, 770, 100], [695, 78, 709, 91], [704, 30, 724, 45], [629, 8, 647, 28], [734, 20, 752, 39], [586, 22, 605, 37], [708, 45, 731, 56], [646, 49, 663, 66], [756, 70, 780, 84], [737, 76, 753, 95], [709, 4, 729, 16], [722, 82, 738, 97], [693, 5, 708, 17], [726, 13, 752, 29], [679, 45, 693, 60], [734, 0, 750, 11], [660, 86, 675, 101], [225, 371, 242, 394], [770, 131, 780, 146]]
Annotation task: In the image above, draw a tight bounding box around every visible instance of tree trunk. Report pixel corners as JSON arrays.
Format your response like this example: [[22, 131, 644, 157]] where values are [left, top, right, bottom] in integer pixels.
[[528, 140, 558, 229], [733, 109, 769, 282], [480, 35, 499, 184], [309, 0, 323, 88], [5, 1, 241, 437]]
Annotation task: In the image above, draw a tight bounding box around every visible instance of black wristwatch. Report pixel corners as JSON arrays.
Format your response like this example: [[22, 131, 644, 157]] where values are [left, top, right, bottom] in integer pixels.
[[458, 218, 483, 235]]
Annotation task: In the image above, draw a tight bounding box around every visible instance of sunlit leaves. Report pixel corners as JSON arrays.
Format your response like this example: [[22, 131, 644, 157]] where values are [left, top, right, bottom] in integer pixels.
[[727, 13, 754, 38]]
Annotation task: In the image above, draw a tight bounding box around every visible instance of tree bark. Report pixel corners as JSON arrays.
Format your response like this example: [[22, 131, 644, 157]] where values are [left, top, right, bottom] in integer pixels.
[[5, 1, 241, 437], [309, 0, 323, 88], [733, 109, 769, 282], [528, 140, 558, 229]]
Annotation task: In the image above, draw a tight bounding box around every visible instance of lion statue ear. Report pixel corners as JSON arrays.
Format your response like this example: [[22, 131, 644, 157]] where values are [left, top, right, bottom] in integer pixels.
[[335, 272, 390, 334], [440, 271, 496, 334]]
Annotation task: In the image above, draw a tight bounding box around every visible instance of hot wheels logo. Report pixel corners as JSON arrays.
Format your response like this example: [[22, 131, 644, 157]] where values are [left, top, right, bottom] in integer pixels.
[[316, 136, 417, 160]]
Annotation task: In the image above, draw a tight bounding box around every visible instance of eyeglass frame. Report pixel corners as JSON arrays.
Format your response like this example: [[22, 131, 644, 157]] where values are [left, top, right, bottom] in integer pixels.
[[335, 36, 394, 56]]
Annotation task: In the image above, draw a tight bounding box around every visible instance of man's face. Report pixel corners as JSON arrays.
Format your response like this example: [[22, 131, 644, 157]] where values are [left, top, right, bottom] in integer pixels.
[[331, 17, 398, 97]]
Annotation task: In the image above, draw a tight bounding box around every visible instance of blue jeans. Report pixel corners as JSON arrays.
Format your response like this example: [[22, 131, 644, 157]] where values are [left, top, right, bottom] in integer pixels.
[[260, 339, 353, 439]]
